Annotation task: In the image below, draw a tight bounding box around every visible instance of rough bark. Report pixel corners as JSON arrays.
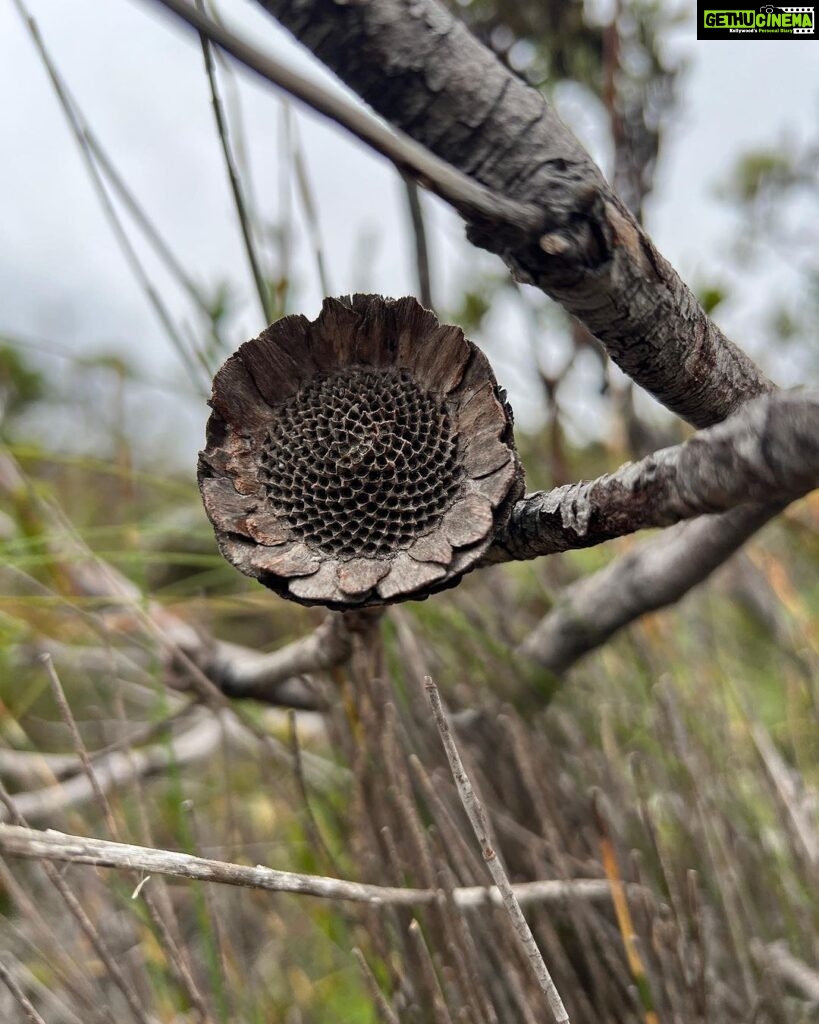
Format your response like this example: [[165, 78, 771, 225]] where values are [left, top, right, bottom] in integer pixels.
[[518, 503, 781, 674], [490, 391, 819, 563], [256, 0, 772, 427]]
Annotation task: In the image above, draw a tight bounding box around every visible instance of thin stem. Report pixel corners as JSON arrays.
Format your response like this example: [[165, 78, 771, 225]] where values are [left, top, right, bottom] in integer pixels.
[[287, 113, 331, 296], [11, 0, 210, 394], [402, 172, 433, 310], [0, 960, 48, 1024], [196, 0, 273, 323], [424, 677, 571, 1024]]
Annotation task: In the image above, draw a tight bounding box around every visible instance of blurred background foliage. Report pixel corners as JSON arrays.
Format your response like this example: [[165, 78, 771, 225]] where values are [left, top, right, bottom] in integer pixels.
[[0, 0, 817, 1021]]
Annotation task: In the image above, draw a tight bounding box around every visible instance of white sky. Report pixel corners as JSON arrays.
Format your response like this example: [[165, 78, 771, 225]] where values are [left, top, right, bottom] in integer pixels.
[[1, 1, 816, 464]]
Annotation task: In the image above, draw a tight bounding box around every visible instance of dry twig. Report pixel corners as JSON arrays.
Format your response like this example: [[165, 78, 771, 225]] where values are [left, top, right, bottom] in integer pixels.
[[0, 823, 630, 911], [424, 677, 571, 1023]]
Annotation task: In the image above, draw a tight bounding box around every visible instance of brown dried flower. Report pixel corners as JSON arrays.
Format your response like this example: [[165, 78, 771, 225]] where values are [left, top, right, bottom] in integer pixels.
[[198, 294, 523, 607]]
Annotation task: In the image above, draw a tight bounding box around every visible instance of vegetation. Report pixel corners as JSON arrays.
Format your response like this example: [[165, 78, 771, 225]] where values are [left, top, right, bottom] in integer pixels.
[[0, 0, 817, 1021]]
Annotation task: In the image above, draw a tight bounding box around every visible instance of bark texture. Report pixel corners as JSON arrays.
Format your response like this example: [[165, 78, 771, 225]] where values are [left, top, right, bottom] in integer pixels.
[[257, 0, 772, 427], [490, 391, 819, 562]]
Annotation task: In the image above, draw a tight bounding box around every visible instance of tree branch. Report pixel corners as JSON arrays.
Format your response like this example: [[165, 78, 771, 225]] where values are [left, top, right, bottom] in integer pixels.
[[0, 823, 638, 909], [518, 502, 781, 675], [0, 711, 244, 825], [203, 610, 380, 703], [252, 0, 772, 427], [488, 391, 819, 563], [145, 0, 541, 231]]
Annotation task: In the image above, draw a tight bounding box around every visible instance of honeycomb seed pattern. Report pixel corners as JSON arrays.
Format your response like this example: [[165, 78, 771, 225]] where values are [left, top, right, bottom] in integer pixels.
[[259, 367, 463, 559]]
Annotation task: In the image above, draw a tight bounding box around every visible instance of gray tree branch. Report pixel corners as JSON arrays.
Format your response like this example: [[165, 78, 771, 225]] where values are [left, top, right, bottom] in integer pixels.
[[0, 711, 242, 824], [254, 0, 772, 428], [518, 503, 781, 674], [489, 391, 818, 563], [0, 823, 636, 909], [205, 609, 381, 703]]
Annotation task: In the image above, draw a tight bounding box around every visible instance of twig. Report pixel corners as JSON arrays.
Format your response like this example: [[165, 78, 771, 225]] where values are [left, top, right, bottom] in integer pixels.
[[286, 113, 331, 295], [592, 791, 659, 1023], [401, 172, 433, 310], [424, 677, 571, 1023], [749, 723, 819, 868], [114, 695, 215, 1024], [0, 959, 48, 1024], [0, 711, 243, 824], [209, 612, 356, 700], [518, 503, 779, 675], [81, 130, 210, 314], [287, 710, 339, 871], [488, 390, 819, 564], [258, 0, 773, 430], [196, 0, 272, 323], [352, 947, 401, 1024], [42, 657, 214, 1022], [0, 953, 86, 1024], [41, 653, 119, 837], [0, 787, 155, 1024], [0, 823, 632, 911], [0, 449, 342, 787], [0, 858, 99, 1012], [143, 0, 542, 231]]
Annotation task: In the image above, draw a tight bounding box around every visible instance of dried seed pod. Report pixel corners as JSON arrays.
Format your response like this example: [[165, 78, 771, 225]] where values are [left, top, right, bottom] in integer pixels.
[[198, 294, 523, 607]]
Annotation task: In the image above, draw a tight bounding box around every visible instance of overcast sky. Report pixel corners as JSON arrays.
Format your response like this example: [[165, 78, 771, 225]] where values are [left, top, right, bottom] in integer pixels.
[[1, 1, 816, 463]]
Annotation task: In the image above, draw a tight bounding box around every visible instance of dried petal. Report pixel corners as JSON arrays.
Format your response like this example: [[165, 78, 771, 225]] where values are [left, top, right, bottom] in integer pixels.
[[441, 495, 494, 548], [352, 298, 390, 367], [199, 475, 258, 535], [310, 297, 360, 372], [377, 552, 447, 600], [289, 561, 348, 603], [242, 512, 292, 546], [447, 540, 489, 577], [409, 532, 453, 565], [456, 383, 505, 439], [452, 345, 495, 402], [410, 324, 470, 394], [468, 459, 517, 509], [336, 558, 391, 596], [209, 356, 273, 432], [464, 435, 512, 478], [396, 300, 440, 367], [217, 534, 258, 577], [250, 541, 320, 577], [238, 330, 305, 406]]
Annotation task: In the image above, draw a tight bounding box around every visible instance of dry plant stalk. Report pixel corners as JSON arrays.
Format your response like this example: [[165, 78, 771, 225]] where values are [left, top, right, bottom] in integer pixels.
[[198, 294, 523, 607], [0, 823, 623, 910], [425, 677, 571, 1024]]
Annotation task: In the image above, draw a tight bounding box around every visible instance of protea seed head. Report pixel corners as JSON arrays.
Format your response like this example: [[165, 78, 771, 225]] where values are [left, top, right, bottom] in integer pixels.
[[198, 294, 523, 607]]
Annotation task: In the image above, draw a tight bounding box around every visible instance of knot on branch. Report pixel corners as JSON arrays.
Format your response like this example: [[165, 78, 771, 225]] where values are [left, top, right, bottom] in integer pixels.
[[198, 294, 523, 608]]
